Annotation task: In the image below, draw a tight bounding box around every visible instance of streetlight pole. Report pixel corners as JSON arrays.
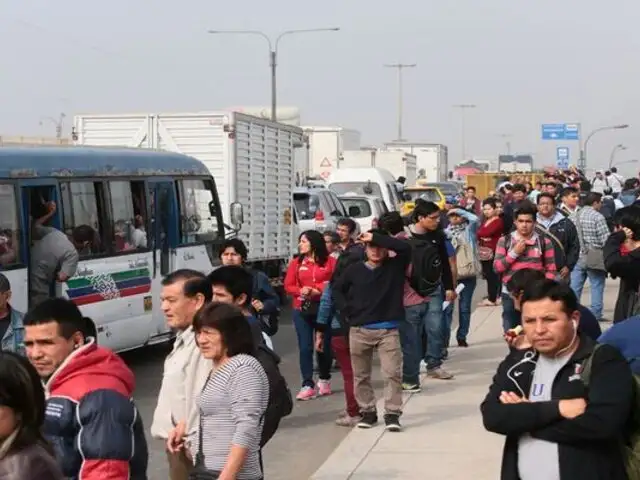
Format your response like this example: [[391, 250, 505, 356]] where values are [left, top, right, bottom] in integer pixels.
[[208, 28, 340, 121], [579, 124, 629, 171], [39, 112, 66, 139], [613, 158, 638, 168], [498, 133, 512, 154], [384, 63, 416, 141], [453, 104, 476, 162], [608, 144, 626, 169]]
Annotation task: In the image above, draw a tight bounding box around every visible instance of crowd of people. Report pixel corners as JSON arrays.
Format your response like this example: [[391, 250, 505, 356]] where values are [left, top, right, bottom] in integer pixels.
[[3, 165, 640, 478]]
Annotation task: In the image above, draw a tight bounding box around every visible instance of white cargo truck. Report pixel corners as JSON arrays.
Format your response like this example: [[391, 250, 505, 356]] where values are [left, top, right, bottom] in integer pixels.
[[340, 149, 417, 186], [300, 126, 361, 181], [72, 111, 303, 283], [384, 141, 448, 182]]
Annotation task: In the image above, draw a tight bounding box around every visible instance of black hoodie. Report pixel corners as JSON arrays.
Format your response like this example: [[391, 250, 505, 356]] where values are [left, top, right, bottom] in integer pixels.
[[481, 335, 632, 480]]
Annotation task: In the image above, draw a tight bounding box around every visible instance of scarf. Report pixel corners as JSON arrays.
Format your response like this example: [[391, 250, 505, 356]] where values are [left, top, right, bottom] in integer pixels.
[[448, 223, 467, 247]]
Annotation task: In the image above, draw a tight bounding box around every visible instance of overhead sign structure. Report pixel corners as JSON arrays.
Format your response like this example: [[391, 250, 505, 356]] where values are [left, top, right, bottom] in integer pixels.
[[542, 123, 580, 141], [556, 146, 570, 169]]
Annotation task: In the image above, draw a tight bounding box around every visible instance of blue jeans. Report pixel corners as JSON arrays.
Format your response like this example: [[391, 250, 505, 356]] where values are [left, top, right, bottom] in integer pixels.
[[399, 302, 429, 384], [425, 286, 446, 371], [570, 263, 607, 319], [501, 293, 519, 332], [292, 309, 332, 388], [443, 277, 477, 349]]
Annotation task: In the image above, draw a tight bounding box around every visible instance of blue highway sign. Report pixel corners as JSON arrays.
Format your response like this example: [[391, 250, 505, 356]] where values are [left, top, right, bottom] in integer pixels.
[[556, 146, 569, 168], [542, 123, 580, 141]]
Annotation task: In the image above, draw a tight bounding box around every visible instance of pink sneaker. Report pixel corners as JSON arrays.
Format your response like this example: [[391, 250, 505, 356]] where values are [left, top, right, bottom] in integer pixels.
[[296, 386, 317, 401], [317, 380, 332, 396]]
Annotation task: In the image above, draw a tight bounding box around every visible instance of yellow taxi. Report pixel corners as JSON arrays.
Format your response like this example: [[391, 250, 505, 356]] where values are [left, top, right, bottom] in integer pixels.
[[401, 185, 446, 216]]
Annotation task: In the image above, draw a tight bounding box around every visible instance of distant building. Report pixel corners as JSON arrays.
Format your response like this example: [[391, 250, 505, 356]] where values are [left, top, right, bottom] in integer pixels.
[[499, 154, 533, 172]]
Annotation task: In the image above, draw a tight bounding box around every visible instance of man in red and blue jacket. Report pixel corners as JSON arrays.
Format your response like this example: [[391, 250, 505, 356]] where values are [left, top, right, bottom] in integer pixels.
[[23, 298, 148, 479]]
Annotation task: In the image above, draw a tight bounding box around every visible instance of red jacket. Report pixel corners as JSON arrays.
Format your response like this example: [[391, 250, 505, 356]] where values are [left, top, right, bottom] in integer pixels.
[[477, 217, 504, 253], [284, 255, 337, 310], [43, 340, 148, 479]]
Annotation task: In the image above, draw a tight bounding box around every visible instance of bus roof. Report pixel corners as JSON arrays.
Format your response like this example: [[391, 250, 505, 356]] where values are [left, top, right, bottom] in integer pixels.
[[0, 145, 210, 179]]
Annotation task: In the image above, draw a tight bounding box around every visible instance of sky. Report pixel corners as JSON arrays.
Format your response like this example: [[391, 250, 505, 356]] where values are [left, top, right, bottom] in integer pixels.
[[2, 0, 640, 176]]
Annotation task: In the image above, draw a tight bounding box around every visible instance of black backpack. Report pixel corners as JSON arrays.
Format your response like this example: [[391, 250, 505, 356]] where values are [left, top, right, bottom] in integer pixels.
[[407, 232, 443, 297], [254, 344, 293, 447]]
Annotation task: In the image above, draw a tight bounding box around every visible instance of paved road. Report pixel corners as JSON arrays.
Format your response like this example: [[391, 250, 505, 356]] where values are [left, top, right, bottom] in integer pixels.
[[121, 283, 488, 480]]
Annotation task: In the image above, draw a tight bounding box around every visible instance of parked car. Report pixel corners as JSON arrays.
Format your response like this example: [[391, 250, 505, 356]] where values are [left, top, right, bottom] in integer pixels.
[[339, 194, 388, 233], [293, 186, 348, 234], [424, 181, 463, 203], [401, 186, 446, 214]]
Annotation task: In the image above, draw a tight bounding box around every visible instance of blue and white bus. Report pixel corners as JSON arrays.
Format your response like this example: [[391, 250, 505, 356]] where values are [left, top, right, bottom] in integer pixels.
[[0, 145, 238, 351]]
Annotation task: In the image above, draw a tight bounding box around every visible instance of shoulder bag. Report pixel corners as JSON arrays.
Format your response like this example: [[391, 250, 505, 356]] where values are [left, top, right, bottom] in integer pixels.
[[574, 210, 606, 271]]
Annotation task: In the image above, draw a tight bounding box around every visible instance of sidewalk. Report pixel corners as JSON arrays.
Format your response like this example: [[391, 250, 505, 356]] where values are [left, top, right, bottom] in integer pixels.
[[311, 280, 618, 480]]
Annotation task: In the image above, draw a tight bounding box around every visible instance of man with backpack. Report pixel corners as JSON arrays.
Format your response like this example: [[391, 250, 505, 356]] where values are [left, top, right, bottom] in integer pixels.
[[494, 201, 557, 332], [402, 201, 456, 381], [481, 279, 633, 480]]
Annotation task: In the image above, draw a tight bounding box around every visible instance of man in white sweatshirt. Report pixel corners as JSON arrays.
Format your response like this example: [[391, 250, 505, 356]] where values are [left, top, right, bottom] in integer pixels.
[[151, 269, 213, 480]]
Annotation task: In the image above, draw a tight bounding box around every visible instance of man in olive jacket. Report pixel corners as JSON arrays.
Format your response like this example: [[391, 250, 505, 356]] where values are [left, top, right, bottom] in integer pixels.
[[481, 279, 633, 480]]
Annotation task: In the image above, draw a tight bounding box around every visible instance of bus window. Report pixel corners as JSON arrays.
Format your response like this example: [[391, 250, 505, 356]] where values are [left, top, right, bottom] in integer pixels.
[[60, 181, 106, 257], [106, 181, 148, 252], [0, 184, 20, 267], [176, 179, 220, 244]]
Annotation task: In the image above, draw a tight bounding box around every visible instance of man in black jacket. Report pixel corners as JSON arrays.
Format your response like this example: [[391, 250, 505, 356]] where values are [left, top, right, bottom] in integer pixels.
[[481, 279, 632, 480], [333, 229, 411, 432], [536, 192, 580, 281]]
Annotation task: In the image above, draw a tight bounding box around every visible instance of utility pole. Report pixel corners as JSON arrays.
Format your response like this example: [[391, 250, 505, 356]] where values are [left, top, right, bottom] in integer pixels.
[[453, 104, 476, 162], [208, 28, 340, 121], [498, 133, 512, 154], [384, 63, 416, 141]]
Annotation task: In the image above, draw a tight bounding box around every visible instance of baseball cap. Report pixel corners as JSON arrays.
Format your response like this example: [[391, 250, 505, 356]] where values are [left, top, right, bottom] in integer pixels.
[[0, 273, 10, 293]]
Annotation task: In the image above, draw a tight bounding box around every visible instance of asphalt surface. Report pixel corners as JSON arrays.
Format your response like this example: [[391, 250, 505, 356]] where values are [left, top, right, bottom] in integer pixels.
[[122, 282, 488, 480]]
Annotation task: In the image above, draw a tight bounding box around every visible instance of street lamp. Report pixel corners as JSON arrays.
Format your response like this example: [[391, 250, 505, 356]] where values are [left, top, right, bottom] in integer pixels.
[[608, 144, 627, 168], [580, 124, 629, 170], [39, 113, 66, 139], [207, 28, 340, 121], [453, 104, 477, 162], [384, 63, 416, 141], [613, 158, 639, 168]]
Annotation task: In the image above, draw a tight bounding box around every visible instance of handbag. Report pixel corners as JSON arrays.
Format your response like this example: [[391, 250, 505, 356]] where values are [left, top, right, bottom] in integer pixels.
[[478, 246, 494, 262], [574, 210, 606, 271], [297, 261, 319, 317]]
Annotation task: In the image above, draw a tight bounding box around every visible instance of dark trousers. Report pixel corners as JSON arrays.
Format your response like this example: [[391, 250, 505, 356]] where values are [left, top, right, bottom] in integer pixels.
[[481, 259, 500, 303]]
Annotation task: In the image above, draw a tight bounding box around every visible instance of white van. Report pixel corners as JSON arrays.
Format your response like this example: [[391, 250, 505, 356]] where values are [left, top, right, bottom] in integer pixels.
[[327, 167, 402, 211]]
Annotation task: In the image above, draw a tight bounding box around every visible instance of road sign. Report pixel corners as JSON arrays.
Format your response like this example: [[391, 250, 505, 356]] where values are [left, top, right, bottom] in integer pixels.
[[320, 158, 332, 167], [556, 146, 570, 168], [542, 123, 580, 141]]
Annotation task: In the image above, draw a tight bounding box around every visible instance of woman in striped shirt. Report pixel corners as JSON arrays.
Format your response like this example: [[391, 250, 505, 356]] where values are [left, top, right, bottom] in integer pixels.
[[167, 302, 269, 480]]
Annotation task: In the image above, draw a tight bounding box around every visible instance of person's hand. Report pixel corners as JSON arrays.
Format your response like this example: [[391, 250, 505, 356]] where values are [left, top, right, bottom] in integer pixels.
[[445, 290, 456, 302], [56, 272, 70, 283], [558, 398, 586, 419], [512, 240, 527, 256], [300, 286, 312, 296], [358, 232, 373, 244], [46, 201, 57, 214], [167, 421, 186, 453], [315, 332, 324, 353], [503, 330, 531, 350], [251, 299, 264, 312], [499, 391, 529, 404], [559, 266, 570, 279]]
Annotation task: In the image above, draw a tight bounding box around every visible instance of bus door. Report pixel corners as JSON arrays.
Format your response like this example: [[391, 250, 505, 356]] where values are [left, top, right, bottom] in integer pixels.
[[147, 179, 179, 342], [19, 180, 62, 307]]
